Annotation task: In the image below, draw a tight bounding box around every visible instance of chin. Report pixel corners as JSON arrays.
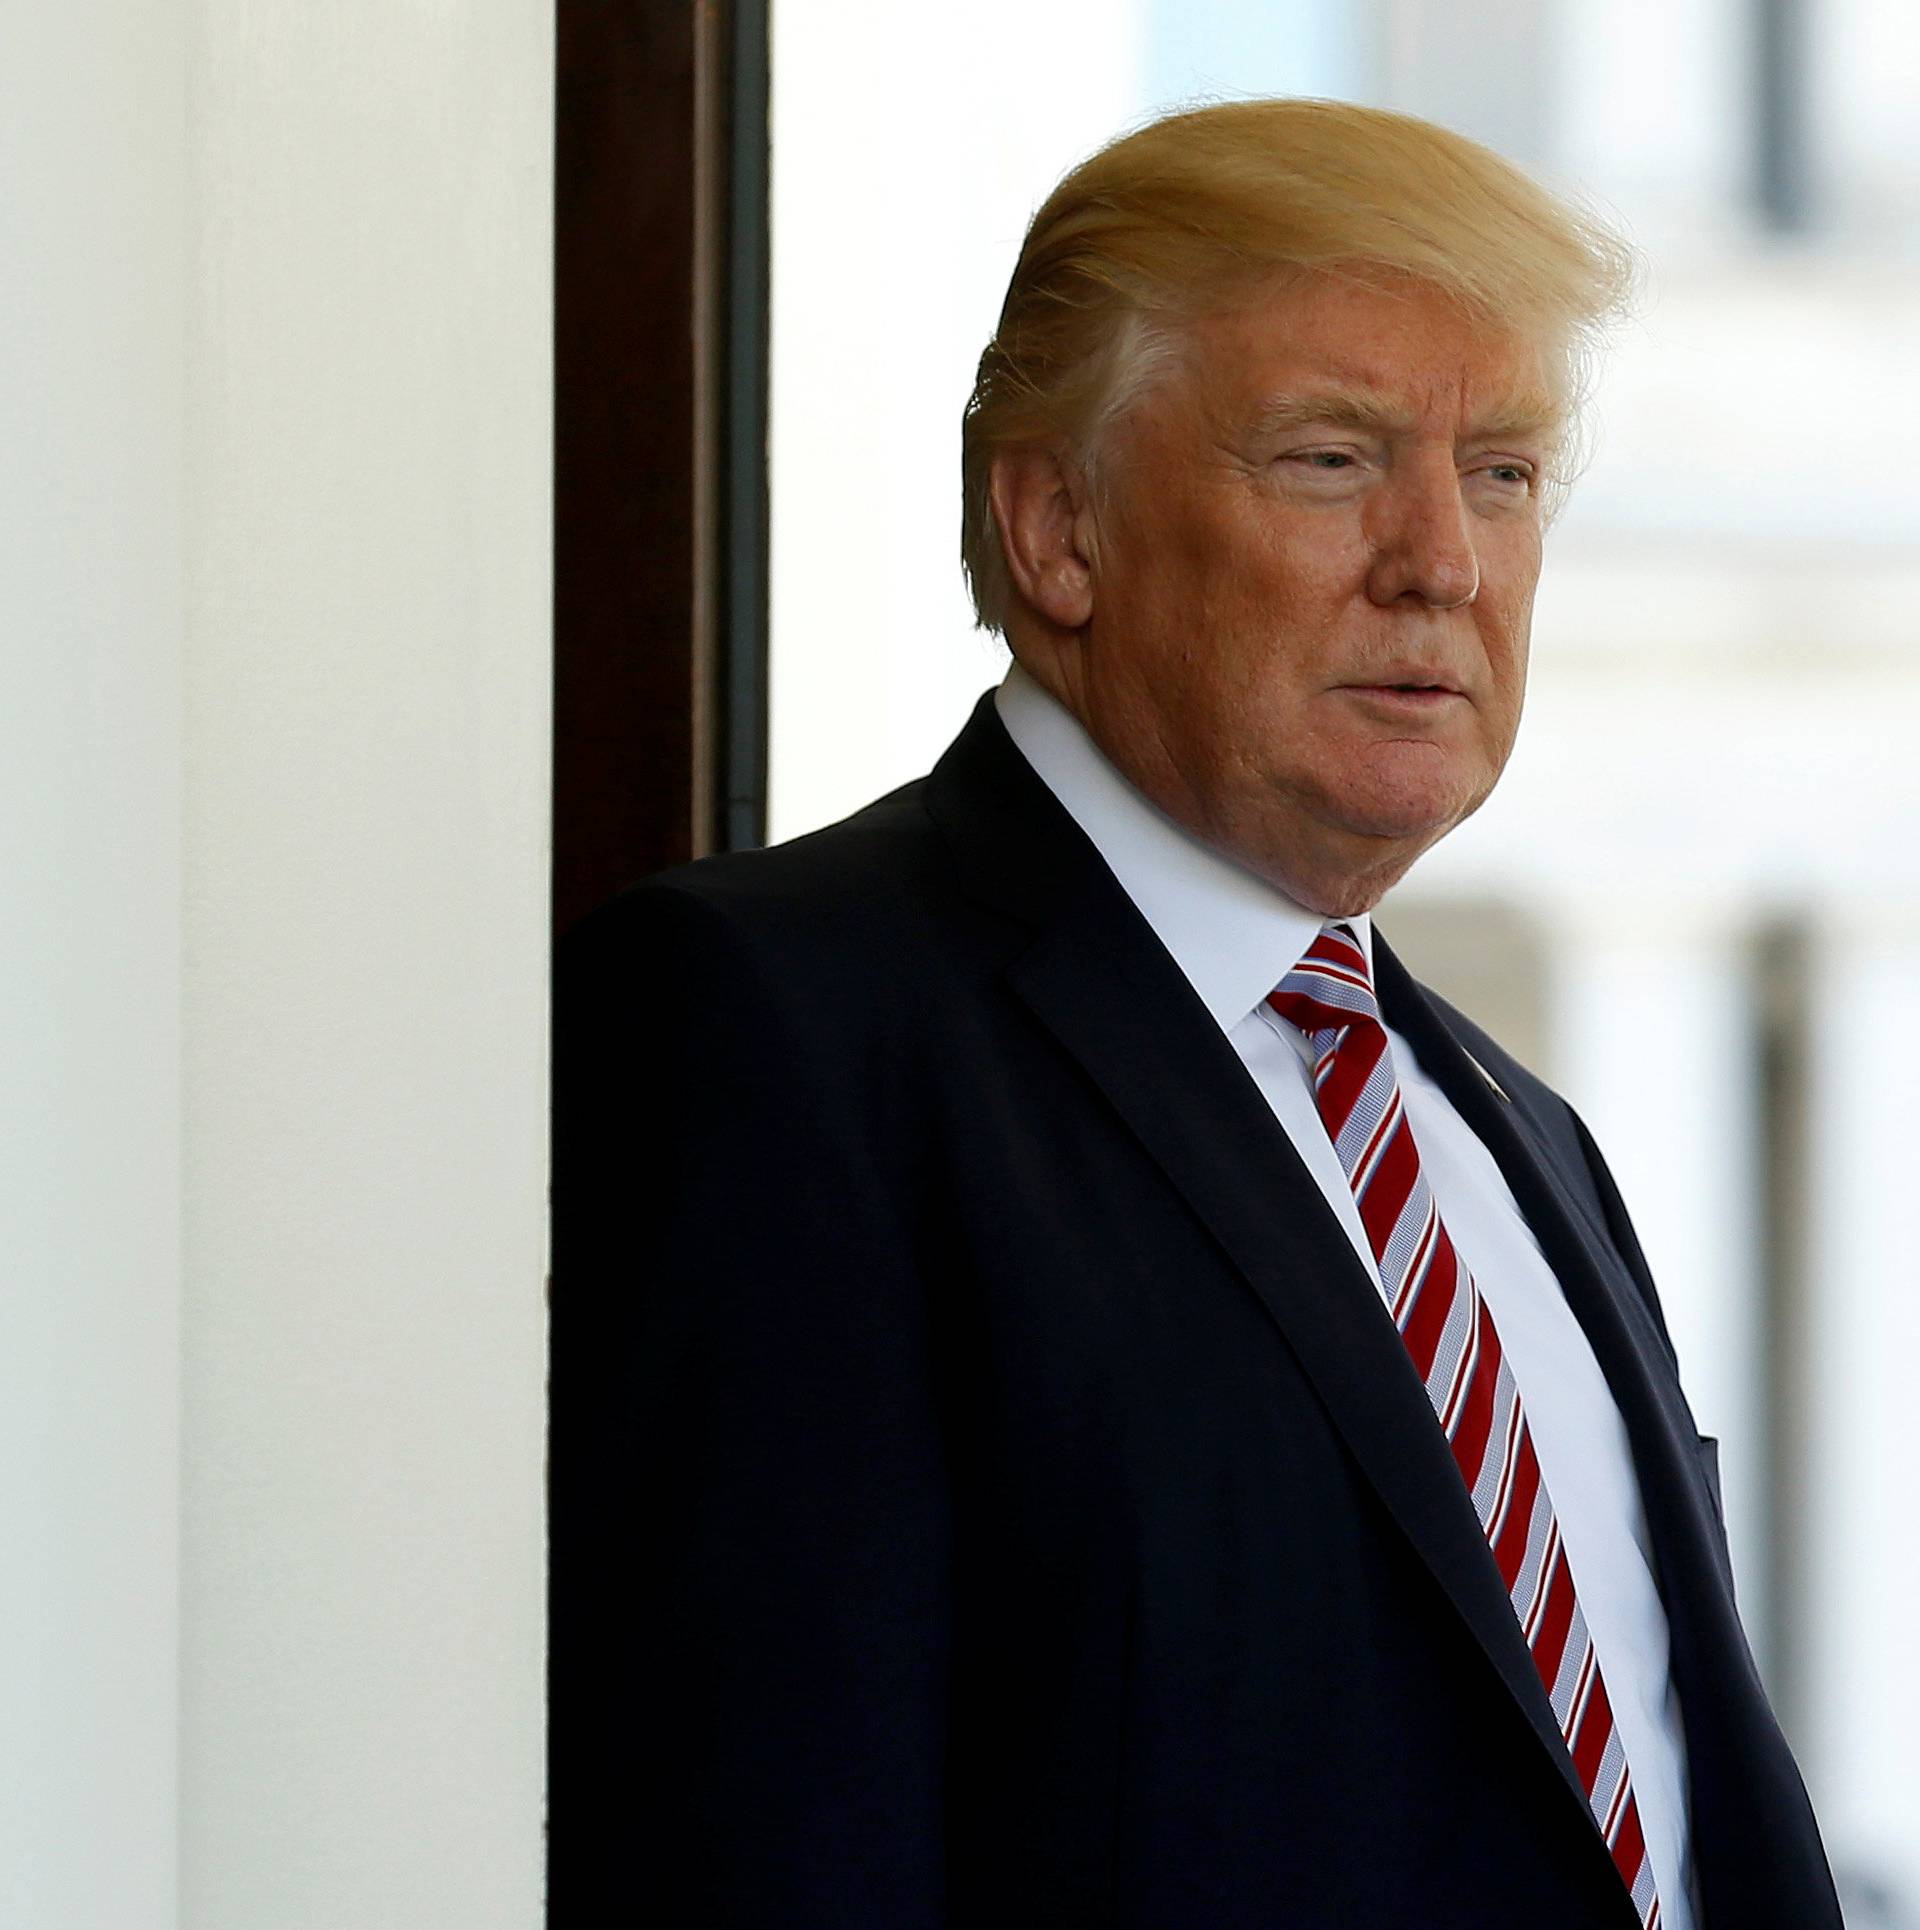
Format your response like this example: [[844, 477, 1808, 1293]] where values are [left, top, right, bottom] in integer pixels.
[[1333, 804, 1463, 850], [1331, 772, 1489, 846], [1248, 833, 1431, 921]]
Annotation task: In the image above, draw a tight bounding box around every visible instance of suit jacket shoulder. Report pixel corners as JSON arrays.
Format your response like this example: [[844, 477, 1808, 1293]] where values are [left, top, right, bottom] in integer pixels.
[[561, 765, 1044, 1055]]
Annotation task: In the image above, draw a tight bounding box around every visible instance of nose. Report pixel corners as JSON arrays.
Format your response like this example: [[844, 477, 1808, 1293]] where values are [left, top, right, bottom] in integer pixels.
[[1363, 456, 1480, 610]]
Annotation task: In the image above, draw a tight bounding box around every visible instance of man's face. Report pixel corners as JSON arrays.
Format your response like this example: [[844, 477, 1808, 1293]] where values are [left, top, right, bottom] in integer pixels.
[[1038, 273, 1558, 916]]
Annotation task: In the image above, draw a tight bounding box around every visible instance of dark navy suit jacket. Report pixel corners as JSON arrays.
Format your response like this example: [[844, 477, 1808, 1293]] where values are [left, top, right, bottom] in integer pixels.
[[549, 694, 1840, 1927]]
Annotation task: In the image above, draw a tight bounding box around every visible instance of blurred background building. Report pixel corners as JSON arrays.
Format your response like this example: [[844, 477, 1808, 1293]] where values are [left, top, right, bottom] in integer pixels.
[[771, 2, 1920, 1918]]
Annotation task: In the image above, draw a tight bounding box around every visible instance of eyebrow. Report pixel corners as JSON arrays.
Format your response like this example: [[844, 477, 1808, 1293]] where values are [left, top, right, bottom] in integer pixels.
[[1249, 385, 1566, 444]]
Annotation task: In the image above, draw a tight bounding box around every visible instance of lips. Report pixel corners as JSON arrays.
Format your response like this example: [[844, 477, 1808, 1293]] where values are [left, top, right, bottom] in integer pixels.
[[1344, 674, 1464, 697], [1350, 667, 1474, 698], [1333, 674, 1470, 725]]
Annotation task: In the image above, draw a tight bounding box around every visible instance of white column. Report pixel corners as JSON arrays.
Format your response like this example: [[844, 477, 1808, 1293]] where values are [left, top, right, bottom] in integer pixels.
[[1550, 0, 1746, 229], [1548, 908, 1770, 1651], [0, 4, 185, 1925], [179, 5, 551, 1925], [1799, 906, 1920, 1912]]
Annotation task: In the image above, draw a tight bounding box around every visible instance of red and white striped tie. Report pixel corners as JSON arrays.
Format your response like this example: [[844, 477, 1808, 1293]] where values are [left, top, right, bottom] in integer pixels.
[[1269, 922, 1660, 1927]]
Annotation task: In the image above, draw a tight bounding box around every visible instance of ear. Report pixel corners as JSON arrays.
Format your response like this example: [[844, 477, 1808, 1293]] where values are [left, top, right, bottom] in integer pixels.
[[988, 445, 1095, 630]]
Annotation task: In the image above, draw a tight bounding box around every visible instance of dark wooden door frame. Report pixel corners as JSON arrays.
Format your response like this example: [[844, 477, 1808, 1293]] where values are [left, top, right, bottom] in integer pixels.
[[549, 5, 769, 1916], [553, 0, 769, 943]]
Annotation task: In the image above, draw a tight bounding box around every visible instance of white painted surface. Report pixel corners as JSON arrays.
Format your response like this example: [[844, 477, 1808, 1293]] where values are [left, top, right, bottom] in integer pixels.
[[6, 0, 552, 1923], [1552, 0, 1746, 240], [179, 6, 551, 1927], [0, 4, 185, 1925], [1817, 0, 1920, 235], [1545, 916, 1768, 1646], [767, 0, 1142, 841], [1801, 912, 1920, 1915]]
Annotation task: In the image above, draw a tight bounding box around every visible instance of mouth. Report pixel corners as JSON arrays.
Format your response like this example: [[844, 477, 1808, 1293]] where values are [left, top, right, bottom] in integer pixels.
[[1342, 678, 1465, 702], [1333, 676, 1470, 729]]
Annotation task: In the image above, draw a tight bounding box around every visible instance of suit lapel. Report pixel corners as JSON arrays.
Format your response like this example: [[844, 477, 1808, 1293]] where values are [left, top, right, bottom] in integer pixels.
[[925, 700, 1610, 1836]]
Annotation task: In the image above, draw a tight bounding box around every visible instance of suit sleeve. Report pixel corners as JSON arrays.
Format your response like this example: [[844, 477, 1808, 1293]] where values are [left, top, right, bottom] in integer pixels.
[[548, 885, 952, 1927]]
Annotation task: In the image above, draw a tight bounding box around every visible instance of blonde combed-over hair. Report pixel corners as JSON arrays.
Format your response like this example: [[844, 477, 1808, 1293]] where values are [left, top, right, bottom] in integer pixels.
[[960, 98, 1637, 636]]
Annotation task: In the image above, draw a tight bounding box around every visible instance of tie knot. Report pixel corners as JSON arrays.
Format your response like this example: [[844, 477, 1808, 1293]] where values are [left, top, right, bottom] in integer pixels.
[[1267, 922, 1382, 1041]]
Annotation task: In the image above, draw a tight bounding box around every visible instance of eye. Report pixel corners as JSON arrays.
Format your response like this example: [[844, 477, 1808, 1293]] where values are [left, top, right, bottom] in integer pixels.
[[1280, 448, 1363, 477], [1479, 461, 1534, 489]]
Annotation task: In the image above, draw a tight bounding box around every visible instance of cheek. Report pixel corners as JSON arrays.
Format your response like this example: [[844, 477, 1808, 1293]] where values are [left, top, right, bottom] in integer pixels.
[[1478, 578, 1536, 673], [1483, 543, 1541, 649]]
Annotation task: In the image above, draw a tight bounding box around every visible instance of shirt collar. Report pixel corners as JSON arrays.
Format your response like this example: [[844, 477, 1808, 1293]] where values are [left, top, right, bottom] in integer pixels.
[[994, 663, 1374, 1034]]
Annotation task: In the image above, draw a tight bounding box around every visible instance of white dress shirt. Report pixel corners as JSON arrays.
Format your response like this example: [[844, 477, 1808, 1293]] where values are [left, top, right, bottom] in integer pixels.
[[996, 663, 1698, 1927]]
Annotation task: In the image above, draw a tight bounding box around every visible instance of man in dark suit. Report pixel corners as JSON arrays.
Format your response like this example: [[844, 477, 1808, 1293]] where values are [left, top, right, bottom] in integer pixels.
[[550, 99, 1841, 1926]]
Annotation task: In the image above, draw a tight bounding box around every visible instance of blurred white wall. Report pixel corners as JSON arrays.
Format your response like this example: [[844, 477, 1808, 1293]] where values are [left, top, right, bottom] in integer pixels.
[[767, 0, 1143, 839], [0, 4, 186, 1924], [3, 2, 551, 1924], [1803, 911, 1920, 1910], [179, 5, 550, 1925]]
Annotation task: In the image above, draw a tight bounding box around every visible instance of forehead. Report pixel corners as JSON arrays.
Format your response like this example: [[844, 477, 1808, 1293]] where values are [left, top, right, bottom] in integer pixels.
[[1180, 272, 1564, 438]]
